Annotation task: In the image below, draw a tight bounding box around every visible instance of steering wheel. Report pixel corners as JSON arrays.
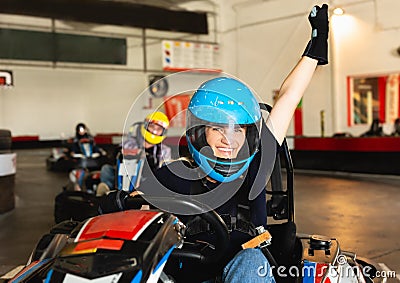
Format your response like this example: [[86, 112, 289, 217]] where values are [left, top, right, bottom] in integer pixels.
[[125, 195, 230, 265]]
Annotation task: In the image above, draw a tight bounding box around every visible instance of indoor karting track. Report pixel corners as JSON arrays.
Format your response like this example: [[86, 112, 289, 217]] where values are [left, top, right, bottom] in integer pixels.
[[0, 149, 399, 281]]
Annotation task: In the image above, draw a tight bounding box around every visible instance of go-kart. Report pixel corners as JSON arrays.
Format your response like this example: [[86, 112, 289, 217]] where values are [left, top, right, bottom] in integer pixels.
[[53, 123, 149, 224], [52, 138, 111, 223], [53, 146, 145, 224], [53, 173, 101, 224], [8, 104, 384, 283], [46, 138, 109, 172]]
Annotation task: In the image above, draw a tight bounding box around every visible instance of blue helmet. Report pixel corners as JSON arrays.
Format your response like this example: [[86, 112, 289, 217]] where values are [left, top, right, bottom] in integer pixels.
[[186, 77, 262, 182]]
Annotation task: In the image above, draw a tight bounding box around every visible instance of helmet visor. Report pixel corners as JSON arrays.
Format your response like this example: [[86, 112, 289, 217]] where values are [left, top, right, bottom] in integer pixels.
[[78, 126, 87, 135], [144, 121, 167, 137]]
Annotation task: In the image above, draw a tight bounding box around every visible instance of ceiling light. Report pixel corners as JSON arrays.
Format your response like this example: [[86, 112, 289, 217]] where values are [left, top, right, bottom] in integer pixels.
[[333, 7, 344, 15]]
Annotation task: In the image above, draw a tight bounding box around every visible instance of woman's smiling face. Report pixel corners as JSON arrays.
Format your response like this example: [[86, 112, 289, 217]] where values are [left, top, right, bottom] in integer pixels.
[[205, 125, 247, 159]]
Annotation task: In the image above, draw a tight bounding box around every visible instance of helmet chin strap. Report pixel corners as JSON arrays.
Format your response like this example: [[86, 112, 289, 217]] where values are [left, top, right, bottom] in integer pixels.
[[213, 159, 246, 177], [199, 145, 247, 177]]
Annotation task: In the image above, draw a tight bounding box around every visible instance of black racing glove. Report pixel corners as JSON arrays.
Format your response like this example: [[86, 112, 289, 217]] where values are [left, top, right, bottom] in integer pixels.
[[302, 4, 329, 65], [98, 190, 130, 214]]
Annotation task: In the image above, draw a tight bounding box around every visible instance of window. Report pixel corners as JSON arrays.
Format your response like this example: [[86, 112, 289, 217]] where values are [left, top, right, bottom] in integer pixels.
[[347, 73, 399, 126]]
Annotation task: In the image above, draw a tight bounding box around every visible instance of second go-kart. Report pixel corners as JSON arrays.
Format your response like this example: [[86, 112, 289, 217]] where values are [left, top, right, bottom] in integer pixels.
[[8, 104, 384, 283], [53, 122, 148, 224], [52, 148, 144, 224], [52, 135, 112, 223], [54, 165, 104, 224]]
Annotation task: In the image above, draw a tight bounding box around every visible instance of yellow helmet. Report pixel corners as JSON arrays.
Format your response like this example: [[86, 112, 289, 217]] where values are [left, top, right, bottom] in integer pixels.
[[141, 111, 170, 144]]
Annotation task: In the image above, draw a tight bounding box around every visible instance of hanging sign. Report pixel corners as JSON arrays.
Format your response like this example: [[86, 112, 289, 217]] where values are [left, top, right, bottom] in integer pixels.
[[162, 40, 221, 72]]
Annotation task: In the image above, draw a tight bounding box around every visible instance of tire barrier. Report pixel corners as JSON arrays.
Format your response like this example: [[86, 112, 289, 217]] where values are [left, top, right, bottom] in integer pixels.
[[0, 129, 12, 151], [0, 129, 16, 213]]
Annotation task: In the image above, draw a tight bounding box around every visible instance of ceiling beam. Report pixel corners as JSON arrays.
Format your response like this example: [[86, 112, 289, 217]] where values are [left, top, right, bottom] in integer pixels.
[[0, 0, 208, 34]]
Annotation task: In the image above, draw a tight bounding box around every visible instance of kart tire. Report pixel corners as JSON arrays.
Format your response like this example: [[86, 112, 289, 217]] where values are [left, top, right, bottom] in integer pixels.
[[31, 233, 55, 261], [31, 221, 79, 261], [0, 129, 12, 151]]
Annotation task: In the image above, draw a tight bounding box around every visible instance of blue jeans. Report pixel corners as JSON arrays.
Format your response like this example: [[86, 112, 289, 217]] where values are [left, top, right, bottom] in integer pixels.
[[100, 164, 115, 189], [221, 249, 276, 283]]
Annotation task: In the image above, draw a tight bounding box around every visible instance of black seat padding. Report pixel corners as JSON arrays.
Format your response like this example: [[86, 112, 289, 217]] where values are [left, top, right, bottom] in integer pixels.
[[267, 221, 297, 266]]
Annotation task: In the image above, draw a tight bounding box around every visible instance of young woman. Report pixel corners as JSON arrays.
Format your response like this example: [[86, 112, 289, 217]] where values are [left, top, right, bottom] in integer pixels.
[[100, 4, 329, 282]]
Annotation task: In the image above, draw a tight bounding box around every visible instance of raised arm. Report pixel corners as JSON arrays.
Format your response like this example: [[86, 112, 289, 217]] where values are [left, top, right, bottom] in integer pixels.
[[268, 4, 329, 145]]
